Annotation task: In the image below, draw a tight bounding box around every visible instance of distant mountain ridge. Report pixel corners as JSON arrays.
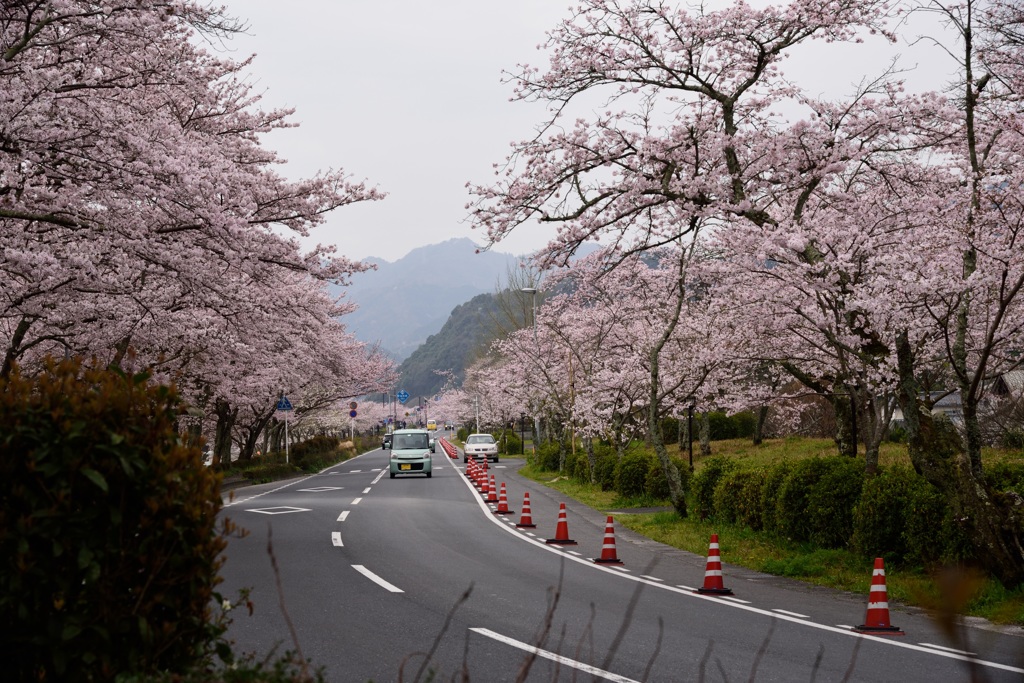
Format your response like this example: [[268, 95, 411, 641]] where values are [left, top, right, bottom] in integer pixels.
[[334, 238, 521, 361]]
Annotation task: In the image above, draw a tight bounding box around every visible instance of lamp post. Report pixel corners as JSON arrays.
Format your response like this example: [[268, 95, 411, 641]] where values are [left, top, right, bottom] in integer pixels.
[[520, 412, 526, 455], [520, 287, 540, 453]]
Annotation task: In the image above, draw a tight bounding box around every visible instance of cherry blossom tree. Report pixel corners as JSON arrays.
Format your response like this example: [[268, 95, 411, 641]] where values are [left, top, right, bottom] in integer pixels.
[[0, 1, 395, 460]]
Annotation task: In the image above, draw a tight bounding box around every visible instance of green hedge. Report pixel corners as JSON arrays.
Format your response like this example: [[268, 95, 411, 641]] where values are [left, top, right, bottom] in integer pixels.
[[693, 457, 736, 520], [0, 359, 228, 681]]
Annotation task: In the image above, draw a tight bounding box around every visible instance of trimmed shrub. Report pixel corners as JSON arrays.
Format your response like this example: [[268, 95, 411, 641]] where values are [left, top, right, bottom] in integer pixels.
[[692, 457, 737, 519], [853, 466, 918, 562], [806, 458, 864, 548], [457, 427, 468, 442], [904, 479, 972, 566], [503, 433, 523, 455], [535, 441, 561, 471], [775, 457, 835, 542], [0, 359, 227, 681], [594, 450, 618, 491], [288, 435, 340, 468], [986, 461, 1024, 495], [646, 455, 690, 501], [616, 450, 653, 498], [759, 462, 793, 535], [713, 469, 766, 529]]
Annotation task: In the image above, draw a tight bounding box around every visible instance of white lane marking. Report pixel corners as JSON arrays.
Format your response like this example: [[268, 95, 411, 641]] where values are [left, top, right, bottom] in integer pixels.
[[371, 468, 382, 471], [223, 475, 318, 507], [567, 551, 582, 556], [362, 487, 371, 494], [525, 533, 536, 537], [640, 575, 664, 582], [471, 628, 639, 683], [352, 497, 362, 505], [919, 643, 977, 656], [372, 469, 387, 484], [337, 511, 349, 522], [352, 564, 403, 593], [720, 596, 751, 604], [350, 470, 362, 473], [331, 532, 343, 547], [451, 456, 1024, 677], [773, 609, 810, 619], [612, 566, 630, 572], [245, 506, 311, 515]]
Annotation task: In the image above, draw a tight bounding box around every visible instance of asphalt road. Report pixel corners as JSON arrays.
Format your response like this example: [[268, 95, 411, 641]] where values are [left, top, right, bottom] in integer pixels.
[[218, 444, 1024, 682]]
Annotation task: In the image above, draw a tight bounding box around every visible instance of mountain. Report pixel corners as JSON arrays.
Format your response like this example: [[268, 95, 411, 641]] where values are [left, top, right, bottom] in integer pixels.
[[335, 238, 521, 360], [396, 291, 506, 397]]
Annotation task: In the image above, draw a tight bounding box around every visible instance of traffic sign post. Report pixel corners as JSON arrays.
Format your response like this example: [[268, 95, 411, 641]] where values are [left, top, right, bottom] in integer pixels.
[[277, 396, 293, 463]]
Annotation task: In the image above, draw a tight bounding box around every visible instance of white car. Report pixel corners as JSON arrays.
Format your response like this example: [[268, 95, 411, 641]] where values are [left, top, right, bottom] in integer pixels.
[[463, 433, 498, 463]]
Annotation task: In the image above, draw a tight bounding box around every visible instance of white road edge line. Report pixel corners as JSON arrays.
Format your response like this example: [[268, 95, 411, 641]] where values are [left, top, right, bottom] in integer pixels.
[[352, 564, 403, 593], [451, 464, 1024, 676], [331, 532, 343, 547], [470, 628, 639, 683], [337, 511, 349, 522]]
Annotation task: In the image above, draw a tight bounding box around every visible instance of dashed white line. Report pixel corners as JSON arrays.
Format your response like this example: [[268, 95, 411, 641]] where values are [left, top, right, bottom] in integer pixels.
[[372, 469, 387, 484], [773, 609, 810, 619], [919, 643, 977, 656], [470, 628, 639, 683], [352, 497, 362, 505], [352, 564, 403, 593], [640, 575, 664, 582], [337, 511, 349, 522], [331, 532, 343, 547], [720, 596, 752, 604], [362, 487, 371, 494]]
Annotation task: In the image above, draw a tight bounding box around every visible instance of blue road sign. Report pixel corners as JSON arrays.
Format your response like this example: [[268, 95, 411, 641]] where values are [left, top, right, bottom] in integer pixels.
[[397, 390, 409, 404], [349, 410, 357, 418], [276, 397, 293, 411]]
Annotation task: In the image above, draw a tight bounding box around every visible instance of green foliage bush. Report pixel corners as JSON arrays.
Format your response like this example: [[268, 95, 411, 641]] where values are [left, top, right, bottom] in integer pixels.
[[502, 433, 523, 455], [713, 469, 766, 529], [759, 462, 792, 535], [0, 359, 228, 681], [535, 441, 561, 471], [986, 461, 1024, 494], [615, 450, 652, 498], [594, 448, 618, 491], [852, 466, 918, 562], [903, 478, 972, 566], [806, 458, 863, 548], [775, 457, 836, 542], [457, 427, 469, 442], [693, 457, 737, 519], [288, 435, 340, 468], [645, 456, 691, 501]]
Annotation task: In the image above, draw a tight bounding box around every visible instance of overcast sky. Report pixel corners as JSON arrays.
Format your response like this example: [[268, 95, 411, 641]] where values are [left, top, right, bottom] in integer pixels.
[[214, 0, 575, 263], [215, 1, 952, 264]]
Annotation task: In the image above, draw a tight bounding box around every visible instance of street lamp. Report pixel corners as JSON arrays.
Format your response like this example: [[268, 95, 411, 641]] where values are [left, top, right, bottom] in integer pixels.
[[521, 286, 540, 454]]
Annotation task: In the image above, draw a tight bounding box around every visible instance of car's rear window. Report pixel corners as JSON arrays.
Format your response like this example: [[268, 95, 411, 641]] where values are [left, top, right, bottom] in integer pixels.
[[467, 435, 494, 444], [393, 434, 428, 450]]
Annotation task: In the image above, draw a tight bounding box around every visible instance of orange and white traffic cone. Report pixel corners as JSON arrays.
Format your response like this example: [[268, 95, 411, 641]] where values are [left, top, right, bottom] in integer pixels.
[[485, 474, 499, 503], [853, 558, 904, 635], [545, 502, 577, 546], [593, 516, 623, 565], [695, 534, 733, 595], [494, 482, 513, 515], [516, 492, 536, 528]]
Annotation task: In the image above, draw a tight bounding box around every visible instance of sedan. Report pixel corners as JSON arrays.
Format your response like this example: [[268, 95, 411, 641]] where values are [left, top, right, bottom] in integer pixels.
[[463, 433, 498, 463]]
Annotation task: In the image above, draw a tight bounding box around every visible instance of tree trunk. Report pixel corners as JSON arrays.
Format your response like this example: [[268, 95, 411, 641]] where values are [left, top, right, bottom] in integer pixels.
[[213, 398, 238, 470], [585, 437, 596, 485], [698, 411, 711, 458], [896, 331, 1024, 587], [753, 404, 769, 445]]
